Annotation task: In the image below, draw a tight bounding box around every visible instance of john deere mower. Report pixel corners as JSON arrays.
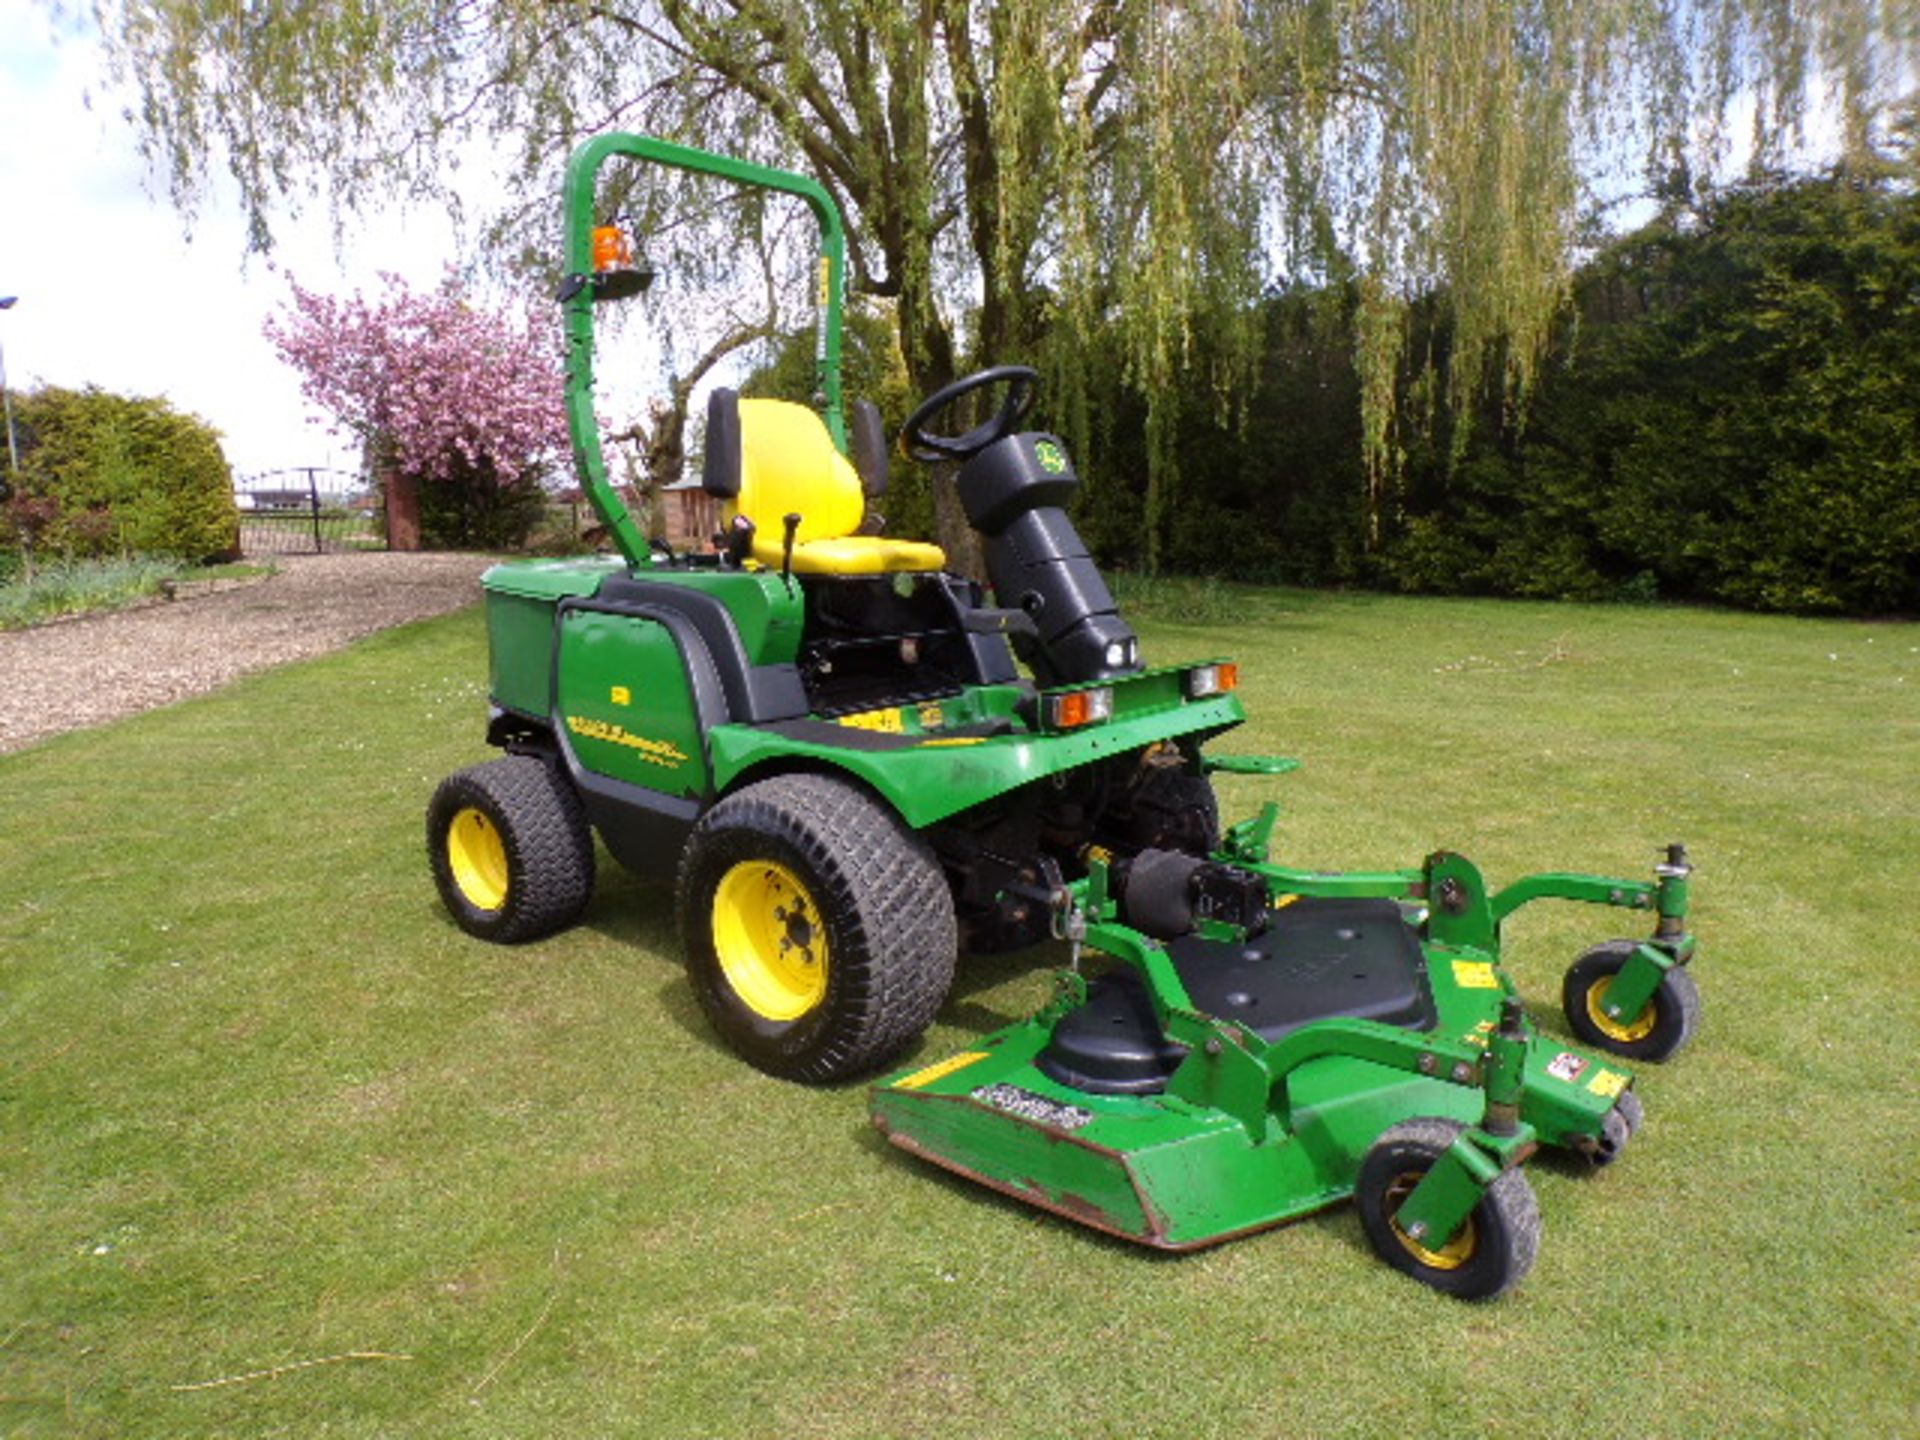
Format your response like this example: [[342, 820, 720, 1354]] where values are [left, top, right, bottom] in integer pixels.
[[428, 133, 1701, 1298]]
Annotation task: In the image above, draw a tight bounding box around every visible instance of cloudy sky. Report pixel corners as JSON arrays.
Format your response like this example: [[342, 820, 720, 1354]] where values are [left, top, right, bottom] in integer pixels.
[[0, 0, 464, 479]]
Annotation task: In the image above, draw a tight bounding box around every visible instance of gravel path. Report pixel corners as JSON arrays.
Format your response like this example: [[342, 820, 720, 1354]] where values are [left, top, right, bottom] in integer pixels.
[[0, 552, 496, 755]]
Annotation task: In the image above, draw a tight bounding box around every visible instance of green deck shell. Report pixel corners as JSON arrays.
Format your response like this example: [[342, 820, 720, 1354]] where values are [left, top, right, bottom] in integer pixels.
[[872, 864, 1645, 1249], [872, 1022, 1496, 1249]]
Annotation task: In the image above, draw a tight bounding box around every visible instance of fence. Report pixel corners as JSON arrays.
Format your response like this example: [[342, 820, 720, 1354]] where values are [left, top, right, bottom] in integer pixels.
[[234, 468, 384, 555]]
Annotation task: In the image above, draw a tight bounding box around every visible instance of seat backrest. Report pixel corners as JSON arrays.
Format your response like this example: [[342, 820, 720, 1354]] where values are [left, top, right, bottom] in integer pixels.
[[702, 389, 864, 544]]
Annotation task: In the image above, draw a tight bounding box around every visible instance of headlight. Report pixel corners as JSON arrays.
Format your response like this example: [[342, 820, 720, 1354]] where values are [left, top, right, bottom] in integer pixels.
[[1185, 663, 1240, 698], [1043, 687, 1115, 730]]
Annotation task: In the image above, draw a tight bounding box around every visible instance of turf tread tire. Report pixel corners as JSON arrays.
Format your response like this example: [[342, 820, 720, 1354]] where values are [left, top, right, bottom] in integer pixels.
[[677, 773, 957, 1084], [427, 756, 595, 944]]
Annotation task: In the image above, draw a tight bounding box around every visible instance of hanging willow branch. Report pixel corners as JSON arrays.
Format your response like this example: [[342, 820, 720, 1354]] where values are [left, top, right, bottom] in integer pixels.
[[96, 0, 1920, 567]]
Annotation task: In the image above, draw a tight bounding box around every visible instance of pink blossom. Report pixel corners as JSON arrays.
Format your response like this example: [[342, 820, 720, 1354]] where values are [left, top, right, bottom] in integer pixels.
[[265, 271, 569, 488]]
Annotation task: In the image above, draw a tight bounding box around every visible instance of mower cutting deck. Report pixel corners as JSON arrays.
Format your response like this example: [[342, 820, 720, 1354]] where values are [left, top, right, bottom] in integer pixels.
[[428, 132, 1702, 1300], [873, 836, 1695, 1298]]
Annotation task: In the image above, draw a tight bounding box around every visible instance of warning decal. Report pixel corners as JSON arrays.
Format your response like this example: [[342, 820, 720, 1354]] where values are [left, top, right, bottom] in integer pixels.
[[1546, 1051, 1590, 1084]]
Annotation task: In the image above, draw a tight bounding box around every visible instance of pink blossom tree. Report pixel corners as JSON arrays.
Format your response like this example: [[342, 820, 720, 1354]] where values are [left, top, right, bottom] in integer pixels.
[[266, 272, 569, 547]]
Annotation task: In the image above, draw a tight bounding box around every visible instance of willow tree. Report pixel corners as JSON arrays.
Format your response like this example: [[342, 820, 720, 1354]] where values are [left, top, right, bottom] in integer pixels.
[[100, 0, 1918, 569]]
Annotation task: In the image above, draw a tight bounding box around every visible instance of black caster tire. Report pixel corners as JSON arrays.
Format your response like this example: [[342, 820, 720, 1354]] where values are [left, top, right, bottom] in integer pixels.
[[1356, 1118, 1541, 1301], [1584, 1089, 1644, 1169], [1563, 941, 1700, 1062]]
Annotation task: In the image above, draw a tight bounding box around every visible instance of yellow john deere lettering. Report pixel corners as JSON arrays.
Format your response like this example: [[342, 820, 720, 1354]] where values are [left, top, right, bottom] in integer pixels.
[[565, 715, 691, 768]]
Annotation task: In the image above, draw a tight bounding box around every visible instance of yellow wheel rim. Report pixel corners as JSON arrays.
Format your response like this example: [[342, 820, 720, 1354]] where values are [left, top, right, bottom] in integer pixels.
[[1586, 975, 1659, 1044], [712, 861, 830, 1022], [447, 806, 510, 912], [1384, 1172, 1477, 1271]]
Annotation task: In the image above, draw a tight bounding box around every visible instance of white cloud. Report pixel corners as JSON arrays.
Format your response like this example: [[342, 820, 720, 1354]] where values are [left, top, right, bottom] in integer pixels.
[[0, 0, 469, 479]]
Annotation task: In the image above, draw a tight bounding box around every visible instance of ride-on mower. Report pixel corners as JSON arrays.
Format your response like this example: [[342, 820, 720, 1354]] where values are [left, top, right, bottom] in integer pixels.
[[428, 133, 1701, 1298]]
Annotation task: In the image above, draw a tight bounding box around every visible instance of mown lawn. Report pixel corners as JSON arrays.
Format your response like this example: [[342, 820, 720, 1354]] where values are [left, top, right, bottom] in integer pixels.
[[2, 586, 1915, 1437]]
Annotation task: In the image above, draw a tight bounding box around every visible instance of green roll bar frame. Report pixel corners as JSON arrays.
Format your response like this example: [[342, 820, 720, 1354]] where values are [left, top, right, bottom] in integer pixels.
[[558, 133, 850, 567]]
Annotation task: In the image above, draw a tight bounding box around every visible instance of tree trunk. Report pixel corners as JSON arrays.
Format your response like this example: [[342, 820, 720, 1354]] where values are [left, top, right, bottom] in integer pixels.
[[384, 465, 420, 552]]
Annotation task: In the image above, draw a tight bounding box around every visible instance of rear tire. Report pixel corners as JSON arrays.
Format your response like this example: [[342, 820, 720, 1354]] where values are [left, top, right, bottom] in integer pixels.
[[677, 773, 957, 1083], [428, 756, 595, 943], [1356, 1118, 1541, 1301]]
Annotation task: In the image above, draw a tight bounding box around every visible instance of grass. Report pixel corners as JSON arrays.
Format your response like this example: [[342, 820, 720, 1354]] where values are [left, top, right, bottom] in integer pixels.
[[0, 556, 275, 629], [2, 588, 1915, 1437]]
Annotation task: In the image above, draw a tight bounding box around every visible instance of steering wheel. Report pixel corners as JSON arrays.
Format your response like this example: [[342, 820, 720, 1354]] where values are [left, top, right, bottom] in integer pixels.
[[901, 365, 1040, 463]]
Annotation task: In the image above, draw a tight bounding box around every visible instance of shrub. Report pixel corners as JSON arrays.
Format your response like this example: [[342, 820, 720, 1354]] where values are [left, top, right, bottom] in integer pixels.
[[4, 387, 237, 563], [416, 460, 554, 550]]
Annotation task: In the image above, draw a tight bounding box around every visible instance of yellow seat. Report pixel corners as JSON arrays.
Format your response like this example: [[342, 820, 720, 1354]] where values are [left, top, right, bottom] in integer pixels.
[[705, 392, 946, 576]]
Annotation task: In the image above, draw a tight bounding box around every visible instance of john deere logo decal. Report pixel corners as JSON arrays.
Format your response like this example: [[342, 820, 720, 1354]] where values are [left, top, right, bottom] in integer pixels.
[[1034, 439, 1068, 474], [565, 714, 691, 769]]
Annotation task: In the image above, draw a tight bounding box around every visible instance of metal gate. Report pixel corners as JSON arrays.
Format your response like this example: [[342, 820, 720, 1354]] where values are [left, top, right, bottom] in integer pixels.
[[234, 467, 384, 555]]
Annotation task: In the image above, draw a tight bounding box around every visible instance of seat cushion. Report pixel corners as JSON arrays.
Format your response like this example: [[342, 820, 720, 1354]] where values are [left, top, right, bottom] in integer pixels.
[[752, 534, 948, 576], [707, 392, 949, 574], [737, 398, 866, 543]]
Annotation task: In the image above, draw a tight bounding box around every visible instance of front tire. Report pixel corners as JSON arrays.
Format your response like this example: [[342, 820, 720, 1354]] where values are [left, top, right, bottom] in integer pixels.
[[427, 756, 595, 943], [1356, 1118, 1541, 1301], [677, 773, 957, 1083]]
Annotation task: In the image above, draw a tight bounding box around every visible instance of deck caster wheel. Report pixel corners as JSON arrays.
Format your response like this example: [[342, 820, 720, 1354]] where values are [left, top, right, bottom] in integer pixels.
[[428, 756, 595, 943], [1563, 941, 1700, 1062], [678, 773, 957, 1084], [1356, 1118, 1541, 1301], [1583, 1089, 1644, 1169]]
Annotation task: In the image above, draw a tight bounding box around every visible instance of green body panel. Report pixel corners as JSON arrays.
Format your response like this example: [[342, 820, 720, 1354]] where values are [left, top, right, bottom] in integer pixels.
[[709, 689, 1246, 829], [482, 559, 805, 724], [482, 556, 628, 602], [483, 558, 626, 717], [487, 591, 562, 719], [600, 562, 807, 664], [553, 609, 709, 800]]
